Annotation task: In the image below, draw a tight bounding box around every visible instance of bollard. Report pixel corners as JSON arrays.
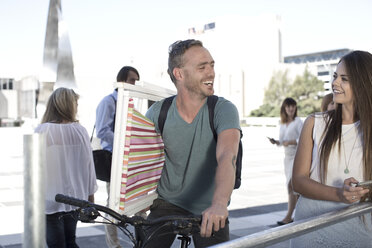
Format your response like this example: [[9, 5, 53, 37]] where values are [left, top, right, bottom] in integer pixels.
[[23, 134, 46, 248]]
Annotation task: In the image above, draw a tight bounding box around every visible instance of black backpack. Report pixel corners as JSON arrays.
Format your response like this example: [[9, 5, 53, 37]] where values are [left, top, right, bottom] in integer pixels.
[[158, 95, 243, 189]]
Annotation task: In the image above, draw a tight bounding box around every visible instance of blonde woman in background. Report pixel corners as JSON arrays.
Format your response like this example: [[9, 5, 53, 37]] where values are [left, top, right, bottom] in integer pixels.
[[35, 87, 97, 248], [268, 97, 303, 225], [291, 50, 372, 247]]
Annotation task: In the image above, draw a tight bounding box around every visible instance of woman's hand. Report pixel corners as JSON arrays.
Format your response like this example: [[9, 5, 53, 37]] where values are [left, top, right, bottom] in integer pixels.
[[283, 140, 296, 147], [337, 177, 369, 204]]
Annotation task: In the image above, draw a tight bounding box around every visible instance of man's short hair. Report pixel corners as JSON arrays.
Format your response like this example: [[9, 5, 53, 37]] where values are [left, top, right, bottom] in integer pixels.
[[167, 39, 203, 83], [116, 66, 140, 82]]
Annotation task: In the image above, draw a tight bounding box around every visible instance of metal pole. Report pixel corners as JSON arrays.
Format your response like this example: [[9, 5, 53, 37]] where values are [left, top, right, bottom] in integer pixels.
[[210, 202, 372, 248], [23, 134, 46, 248]]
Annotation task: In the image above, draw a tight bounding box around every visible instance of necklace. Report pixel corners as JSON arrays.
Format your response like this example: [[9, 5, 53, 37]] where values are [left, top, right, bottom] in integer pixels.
[[342, 125, 359, 174]]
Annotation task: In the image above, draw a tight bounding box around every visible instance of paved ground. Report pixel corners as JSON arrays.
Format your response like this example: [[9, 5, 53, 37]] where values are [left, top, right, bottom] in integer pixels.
[[0, 124, 291, 247]]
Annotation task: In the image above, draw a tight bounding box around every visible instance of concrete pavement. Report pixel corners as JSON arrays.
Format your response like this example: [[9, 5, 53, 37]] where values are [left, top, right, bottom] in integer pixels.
[[0, 125, 290, 247]]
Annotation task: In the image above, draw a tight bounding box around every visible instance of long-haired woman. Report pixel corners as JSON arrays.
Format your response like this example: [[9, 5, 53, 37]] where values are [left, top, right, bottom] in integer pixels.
[[269, 97, 303, 225], [35, 87, 97, 247], [291, 50, 372, 246]]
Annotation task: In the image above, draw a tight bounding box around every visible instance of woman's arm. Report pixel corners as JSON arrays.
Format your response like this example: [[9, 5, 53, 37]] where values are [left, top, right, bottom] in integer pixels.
[[292, 116, 369, 203], [282, 140, 296, 146], [292, 116, 340, 201]]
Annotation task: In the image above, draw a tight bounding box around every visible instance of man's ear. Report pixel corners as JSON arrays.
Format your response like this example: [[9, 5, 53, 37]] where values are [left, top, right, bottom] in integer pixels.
[[173, 67, 183, 81]]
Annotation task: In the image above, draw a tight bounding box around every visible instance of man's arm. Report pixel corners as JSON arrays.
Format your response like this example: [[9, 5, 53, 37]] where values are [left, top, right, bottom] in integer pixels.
[[200, 128, 240, 237], [95, 97, 115, 148]]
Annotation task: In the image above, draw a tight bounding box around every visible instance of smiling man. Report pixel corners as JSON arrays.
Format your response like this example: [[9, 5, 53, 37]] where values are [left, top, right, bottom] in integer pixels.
[[145, 39, 241, 247]]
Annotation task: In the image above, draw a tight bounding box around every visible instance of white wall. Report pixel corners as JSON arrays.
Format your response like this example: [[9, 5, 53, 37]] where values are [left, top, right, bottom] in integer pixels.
[[0, 91, 18, 119]]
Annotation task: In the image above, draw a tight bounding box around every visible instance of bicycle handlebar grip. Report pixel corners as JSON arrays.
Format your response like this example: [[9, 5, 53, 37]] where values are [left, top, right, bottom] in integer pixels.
[[55, 194, 91, 208]]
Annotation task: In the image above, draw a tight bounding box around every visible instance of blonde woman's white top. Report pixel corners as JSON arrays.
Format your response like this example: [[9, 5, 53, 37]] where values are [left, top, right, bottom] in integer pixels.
[[310, 114, 363, 187], [35, 122, 98, 214]]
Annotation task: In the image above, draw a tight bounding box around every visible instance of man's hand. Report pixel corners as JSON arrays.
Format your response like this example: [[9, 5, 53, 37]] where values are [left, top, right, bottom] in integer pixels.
[[200, 203, 228, 237]]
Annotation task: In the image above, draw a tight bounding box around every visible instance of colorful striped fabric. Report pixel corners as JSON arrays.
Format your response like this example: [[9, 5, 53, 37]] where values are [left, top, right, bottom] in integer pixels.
[[119, 100, 164, 211]]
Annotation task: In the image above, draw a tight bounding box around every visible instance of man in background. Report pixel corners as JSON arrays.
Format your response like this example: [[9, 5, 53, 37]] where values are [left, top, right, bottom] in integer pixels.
[[95, 66, 140, 248]]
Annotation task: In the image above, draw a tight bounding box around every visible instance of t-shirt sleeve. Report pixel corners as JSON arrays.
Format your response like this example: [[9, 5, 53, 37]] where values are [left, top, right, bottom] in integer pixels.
[[145, 100, 163, 133], [214, 98, 241, 135]]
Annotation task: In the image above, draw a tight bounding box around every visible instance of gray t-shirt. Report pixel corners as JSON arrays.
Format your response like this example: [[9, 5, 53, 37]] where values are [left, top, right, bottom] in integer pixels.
[[146, 96, 240, 214]]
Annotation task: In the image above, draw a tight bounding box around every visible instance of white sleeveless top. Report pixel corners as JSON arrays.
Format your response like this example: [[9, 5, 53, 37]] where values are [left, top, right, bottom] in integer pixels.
[[310, 114, 363, 187]]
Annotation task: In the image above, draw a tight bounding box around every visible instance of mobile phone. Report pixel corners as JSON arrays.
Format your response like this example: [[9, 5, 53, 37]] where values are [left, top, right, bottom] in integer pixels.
[[356, 180, 372, 188]]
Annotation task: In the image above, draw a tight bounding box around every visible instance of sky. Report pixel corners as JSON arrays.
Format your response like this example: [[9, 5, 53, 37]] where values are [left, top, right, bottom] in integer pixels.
[[0, 0, 371, 131], [1, 0, 372, 82]]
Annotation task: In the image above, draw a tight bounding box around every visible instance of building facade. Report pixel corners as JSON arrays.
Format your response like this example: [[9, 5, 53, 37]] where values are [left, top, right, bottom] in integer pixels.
[[284, 49, 352, 92]]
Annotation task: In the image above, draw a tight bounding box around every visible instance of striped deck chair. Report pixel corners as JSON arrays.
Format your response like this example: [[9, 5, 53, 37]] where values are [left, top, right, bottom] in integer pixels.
[[119, 99, 164, 214], [108, 82, 175, 217]]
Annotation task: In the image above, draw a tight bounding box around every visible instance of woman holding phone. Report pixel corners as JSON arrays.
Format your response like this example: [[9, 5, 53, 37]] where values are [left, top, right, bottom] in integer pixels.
[[269, 97, 303, 225], [291, 51, 372, 246]]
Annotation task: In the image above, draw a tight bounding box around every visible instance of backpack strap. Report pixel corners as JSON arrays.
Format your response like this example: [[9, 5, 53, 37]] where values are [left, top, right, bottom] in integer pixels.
[[158, 95, 176, 135], [207, 95, 218, 141], [111, 94, 117, 132]]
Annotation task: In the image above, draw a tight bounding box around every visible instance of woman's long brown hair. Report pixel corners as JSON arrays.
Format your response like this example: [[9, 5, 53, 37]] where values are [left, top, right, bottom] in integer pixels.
[[280, 97, 297, 124], [319, 51, 372, 201]]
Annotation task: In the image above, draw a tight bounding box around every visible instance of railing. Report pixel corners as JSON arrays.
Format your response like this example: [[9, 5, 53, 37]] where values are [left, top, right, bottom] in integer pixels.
[[210, 202, 372, 248]]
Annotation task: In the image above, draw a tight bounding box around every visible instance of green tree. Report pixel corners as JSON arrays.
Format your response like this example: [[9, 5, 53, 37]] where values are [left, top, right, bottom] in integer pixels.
[[263, 70, 291, 107], [288, 67, 324, 116], [250, 67, 324, 117]]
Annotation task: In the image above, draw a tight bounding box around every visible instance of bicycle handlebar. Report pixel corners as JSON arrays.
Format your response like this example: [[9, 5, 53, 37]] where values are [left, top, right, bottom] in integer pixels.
[[56, 194, 201, 248], [55, 194, 201, 226], [55, 194, 127, 222]]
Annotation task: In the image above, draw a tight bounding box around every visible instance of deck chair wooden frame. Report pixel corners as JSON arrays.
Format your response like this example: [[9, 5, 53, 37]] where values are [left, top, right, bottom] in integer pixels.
[[109, 82, 175, 216]]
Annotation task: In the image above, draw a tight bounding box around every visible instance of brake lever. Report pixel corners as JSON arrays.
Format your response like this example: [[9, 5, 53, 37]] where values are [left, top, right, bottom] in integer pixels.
[[78, 207, 101, 223]]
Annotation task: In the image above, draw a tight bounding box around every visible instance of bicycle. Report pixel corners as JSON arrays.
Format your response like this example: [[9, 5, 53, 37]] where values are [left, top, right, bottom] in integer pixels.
[[55, 194, 201, 248]]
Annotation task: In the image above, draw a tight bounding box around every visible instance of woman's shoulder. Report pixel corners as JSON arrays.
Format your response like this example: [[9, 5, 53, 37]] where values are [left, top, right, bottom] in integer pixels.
[[302, 112, 327, 122], [301, 113, 329, 134], [34, 123, 47, 133], [35, 122, 86, 132], [301, 114, 315, 130], [294, 116, 304, 124]]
